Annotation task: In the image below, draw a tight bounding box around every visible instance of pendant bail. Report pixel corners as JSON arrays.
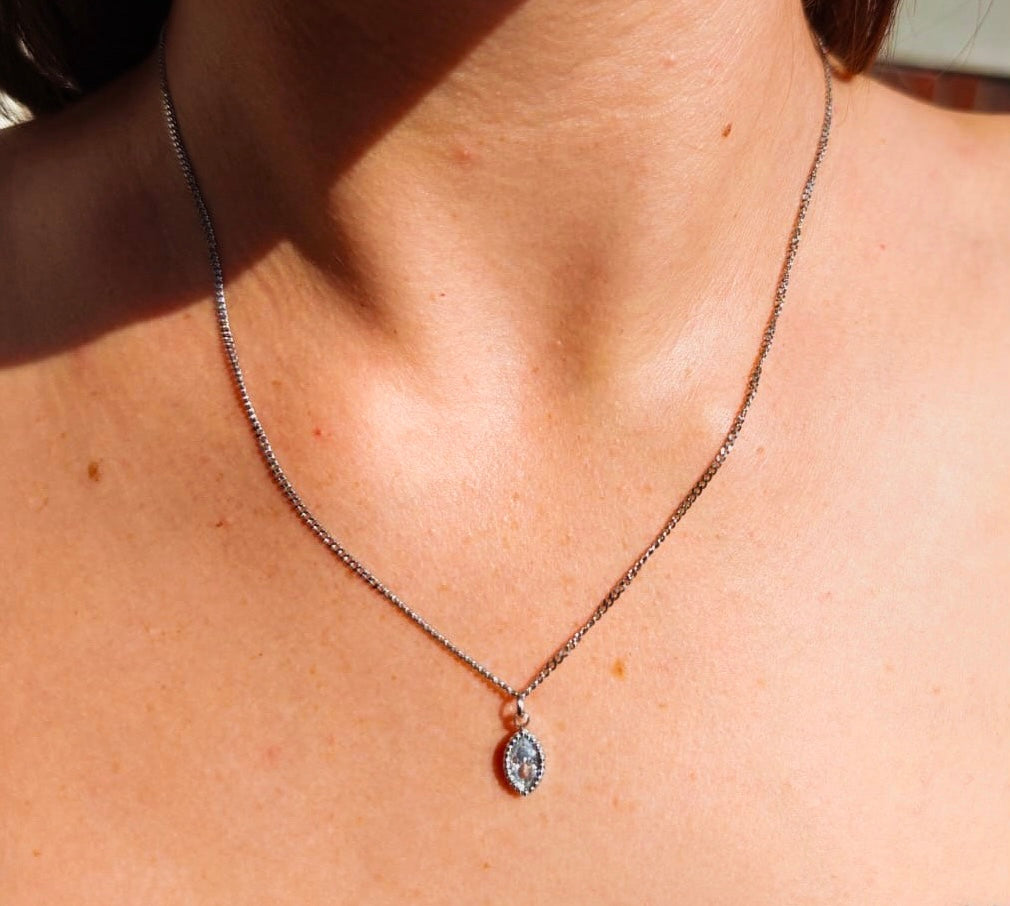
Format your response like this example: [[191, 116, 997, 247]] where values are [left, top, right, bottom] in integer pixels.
[[513, 695, 530, 729]]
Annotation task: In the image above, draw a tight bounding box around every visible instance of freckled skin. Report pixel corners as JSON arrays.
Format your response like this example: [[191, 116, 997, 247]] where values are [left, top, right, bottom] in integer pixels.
[[1, 8, 1009, 906]]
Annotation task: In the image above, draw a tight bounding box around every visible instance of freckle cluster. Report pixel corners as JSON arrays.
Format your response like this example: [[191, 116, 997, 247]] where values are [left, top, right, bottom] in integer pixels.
[[157, 23, 835, 797]]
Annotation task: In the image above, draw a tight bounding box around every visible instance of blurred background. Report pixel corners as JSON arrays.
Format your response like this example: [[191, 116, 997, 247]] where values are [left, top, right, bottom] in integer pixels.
[[1, 0, 1008, 126], [876, 0, 1010, 110]]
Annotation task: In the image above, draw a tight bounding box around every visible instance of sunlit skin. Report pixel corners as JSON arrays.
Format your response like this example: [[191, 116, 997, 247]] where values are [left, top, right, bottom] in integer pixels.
[[1, 0, 1009, 902]]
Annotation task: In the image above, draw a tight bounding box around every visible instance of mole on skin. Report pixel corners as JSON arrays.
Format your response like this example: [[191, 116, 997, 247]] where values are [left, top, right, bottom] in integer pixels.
[[722, 122, 733, 138], [86, 460, 101, 482]]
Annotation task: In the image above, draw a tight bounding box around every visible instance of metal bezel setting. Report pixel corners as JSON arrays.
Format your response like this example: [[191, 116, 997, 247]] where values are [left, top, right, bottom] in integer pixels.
[[503, 728, 546, 797]]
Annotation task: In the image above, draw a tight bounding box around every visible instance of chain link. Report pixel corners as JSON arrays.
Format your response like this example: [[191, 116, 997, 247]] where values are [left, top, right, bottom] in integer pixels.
[[157, 25, 833, 707]]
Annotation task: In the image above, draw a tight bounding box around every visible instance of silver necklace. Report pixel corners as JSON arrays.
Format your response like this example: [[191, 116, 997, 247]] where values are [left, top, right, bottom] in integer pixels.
[[157, 25, 833, 797]]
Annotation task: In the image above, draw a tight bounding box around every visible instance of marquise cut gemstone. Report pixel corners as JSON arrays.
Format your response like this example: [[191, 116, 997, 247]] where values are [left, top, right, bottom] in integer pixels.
[[504, 728, 545, 796]]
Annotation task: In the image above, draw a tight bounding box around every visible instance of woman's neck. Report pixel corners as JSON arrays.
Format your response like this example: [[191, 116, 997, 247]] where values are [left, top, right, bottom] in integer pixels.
[[162, 0, 831, 392]]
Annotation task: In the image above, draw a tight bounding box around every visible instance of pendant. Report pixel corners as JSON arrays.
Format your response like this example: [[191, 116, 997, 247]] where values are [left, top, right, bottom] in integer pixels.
[[504, 727, 546, 796], [503, 697, 545, 796]]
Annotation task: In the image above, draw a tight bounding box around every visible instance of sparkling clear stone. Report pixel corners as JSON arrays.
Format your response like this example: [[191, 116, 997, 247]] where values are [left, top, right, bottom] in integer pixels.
[[504, 729, 545, 796]]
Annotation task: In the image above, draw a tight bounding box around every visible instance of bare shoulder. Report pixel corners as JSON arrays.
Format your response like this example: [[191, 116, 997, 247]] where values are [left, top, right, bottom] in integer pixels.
[[842, 74, 1010, 304], [0, 58, 211, 573], [0, 51, 210, 390], [818, 74, 1010, 386], [928, 100, 1010, 302], [796, 74, 1010, 540], [0, 54, 195, 363], [0, 109, 109, 580]]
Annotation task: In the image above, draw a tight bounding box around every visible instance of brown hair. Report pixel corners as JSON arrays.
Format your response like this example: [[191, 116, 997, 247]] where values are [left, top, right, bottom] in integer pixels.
[[803, 0, 899, 74], [1, 1, 898, 120]]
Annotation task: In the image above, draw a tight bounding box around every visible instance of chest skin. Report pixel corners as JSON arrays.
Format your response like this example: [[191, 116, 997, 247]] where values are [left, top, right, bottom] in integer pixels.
[[2, 50, 1009, 904], [2, 319, 1008, 905]]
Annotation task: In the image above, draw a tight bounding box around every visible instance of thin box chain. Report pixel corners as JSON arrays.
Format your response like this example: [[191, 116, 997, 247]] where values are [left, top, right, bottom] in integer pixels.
[[156, 24, 833, 711]]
